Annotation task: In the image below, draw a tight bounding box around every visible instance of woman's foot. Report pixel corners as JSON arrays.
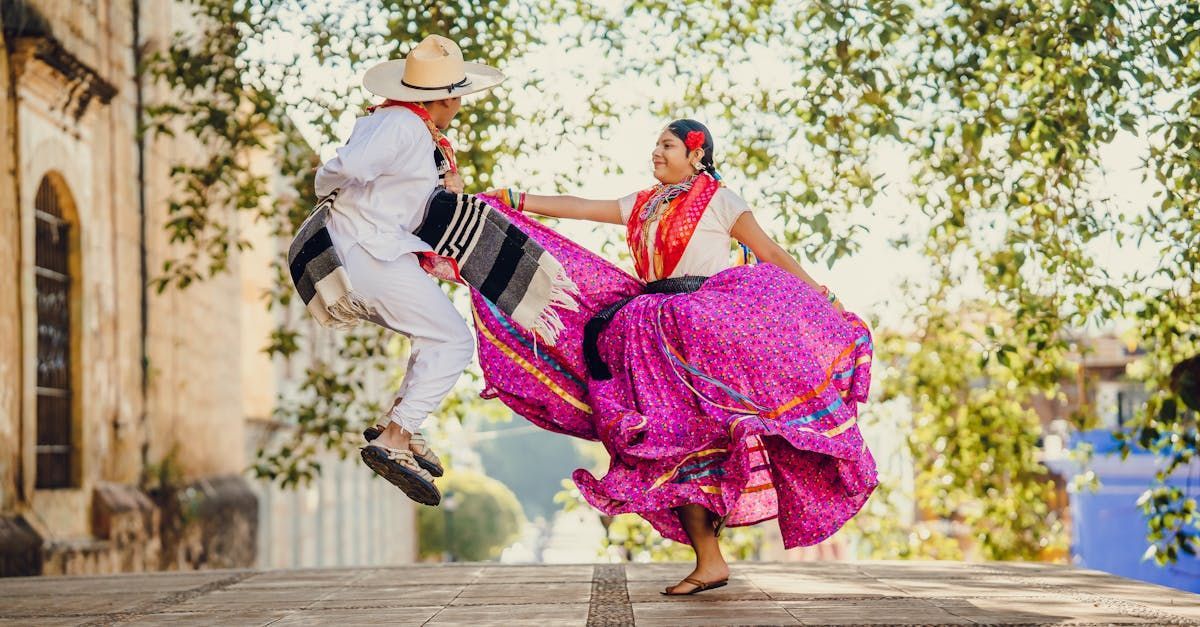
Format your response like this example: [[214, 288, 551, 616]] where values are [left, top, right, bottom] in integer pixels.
[[664, 562, 730, 595], [665, 503, 730, 595]]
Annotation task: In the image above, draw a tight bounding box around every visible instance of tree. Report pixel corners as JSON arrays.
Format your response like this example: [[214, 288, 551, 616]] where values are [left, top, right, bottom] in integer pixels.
[[418, 470, 526, 561], [886, 0, 1199, 563], [142, 0, 553, 487], [147, 0, 1200, 562]]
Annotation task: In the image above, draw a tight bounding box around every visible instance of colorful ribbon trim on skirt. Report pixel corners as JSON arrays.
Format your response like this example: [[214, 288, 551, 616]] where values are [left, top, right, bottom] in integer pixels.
[[653, 298, 873, 428]]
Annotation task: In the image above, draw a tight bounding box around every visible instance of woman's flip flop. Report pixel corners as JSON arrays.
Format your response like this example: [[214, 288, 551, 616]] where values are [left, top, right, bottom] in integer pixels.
[[360, 444, 441, 506], [661, 578, 729, 596]]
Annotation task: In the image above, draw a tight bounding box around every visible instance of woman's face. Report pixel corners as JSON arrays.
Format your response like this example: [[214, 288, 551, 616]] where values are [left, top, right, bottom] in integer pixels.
[[651, 129, 701, 184]]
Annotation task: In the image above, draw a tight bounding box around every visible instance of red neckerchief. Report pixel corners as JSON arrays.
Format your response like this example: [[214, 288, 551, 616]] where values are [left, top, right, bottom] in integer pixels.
[[367, 100, 457, 174], [626, 173, 720, 281]]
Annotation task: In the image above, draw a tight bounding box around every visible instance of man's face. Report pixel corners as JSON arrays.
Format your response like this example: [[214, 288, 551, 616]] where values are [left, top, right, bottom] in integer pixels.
[[428, 97, 462, 130]]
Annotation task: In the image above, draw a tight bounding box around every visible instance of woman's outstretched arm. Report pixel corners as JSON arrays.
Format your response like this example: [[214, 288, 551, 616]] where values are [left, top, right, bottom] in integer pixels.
[[487, 189, 624, 225], [730, 212, 845, 311]]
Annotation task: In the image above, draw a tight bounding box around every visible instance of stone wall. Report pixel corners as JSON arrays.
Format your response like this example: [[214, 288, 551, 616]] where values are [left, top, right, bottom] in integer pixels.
[[0, 0, 259, 576], [0, 2, 25, 515]]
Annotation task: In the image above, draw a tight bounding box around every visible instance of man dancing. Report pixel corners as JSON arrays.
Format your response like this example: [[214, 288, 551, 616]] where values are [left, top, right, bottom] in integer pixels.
[[291, 34, 577, 506], [298, 35, 502, 506]]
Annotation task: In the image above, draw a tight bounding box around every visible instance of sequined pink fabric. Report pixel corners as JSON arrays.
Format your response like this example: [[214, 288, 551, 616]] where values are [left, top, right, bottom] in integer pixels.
[[471, 196, 877, 548]]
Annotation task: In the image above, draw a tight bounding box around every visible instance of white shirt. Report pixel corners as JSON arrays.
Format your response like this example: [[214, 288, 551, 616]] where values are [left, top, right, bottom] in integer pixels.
[[314, 107, 438, 261], [618, 187, 752, 280]]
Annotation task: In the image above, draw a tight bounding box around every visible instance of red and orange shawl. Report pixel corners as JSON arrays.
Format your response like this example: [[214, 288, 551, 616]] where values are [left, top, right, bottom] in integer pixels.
[[625, 173, 721, 282]]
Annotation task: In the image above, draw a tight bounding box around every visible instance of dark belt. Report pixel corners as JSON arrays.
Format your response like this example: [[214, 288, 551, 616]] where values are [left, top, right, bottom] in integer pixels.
[[583, 276, 709, 381]]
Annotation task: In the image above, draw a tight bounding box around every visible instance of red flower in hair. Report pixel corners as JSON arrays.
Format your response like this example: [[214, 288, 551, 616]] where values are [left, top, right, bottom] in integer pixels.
[[685, 131, 705, 151]]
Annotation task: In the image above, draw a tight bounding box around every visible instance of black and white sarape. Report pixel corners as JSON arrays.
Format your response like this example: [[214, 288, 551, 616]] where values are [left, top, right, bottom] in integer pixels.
[[288, 189, 578, 345], [413, 188, 578, 345]]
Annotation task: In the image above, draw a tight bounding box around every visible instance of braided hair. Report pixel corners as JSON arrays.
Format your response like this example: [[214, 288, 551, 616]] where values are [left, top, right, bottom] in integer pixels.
[[666, 119, 720, 180]]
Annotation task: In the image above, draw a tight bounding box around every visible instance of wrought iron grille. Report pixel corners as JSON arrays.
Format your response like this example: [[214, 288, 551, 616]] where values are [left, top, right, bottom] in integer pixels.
[[34, 177, 73, 489]]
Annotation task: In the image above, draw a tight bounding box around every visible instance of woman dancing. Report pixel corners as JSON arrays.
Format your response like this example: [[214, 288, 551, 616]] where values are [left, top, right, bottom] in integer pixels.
[[477, 119, 876, 594]]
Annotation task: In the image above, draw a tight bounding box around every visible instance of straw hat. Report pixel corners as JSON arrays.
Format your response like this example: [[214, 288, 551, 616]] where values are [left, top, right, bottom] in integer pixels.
[[363, 34, 505, 102]]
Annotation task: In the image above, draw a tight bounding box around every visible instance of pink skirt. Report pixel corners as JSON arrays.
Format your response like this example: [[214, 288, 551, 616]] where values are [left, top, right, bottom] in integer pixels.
[[471, 197, 877, 548]]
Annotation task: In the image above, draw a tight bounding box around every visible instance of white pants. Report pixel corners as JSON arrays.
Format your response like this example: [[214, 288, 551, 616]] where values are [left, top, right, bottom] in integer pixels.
[[342, 245, 474, 432]]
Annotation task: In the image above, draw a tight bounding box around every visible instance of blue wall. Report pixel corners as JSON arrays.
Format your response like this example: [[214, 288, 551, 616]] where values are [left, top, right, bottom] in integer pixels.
[[1060, 431, 1200, 593]]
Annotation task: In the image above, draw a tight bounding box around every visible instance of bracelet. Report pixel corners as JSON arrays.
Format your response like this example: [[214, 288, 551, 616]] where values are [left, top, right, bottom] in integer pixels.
[[501, 188, 527, 212]]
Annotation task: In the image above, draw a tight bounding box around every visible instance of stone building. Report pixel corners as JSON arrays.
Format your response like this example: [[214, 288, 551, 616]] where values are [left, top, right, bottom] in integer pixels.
[[0, 0, 416, 575]]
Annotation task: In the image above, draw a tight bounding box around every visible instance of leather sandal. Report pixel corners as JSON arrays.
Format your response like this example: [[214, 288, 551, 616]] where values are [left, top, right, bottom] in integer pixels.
[[363, 424, 444, 477], [713, 513, 729, 538], [360, 444, 441, 506], [661, 577, 729, 596]]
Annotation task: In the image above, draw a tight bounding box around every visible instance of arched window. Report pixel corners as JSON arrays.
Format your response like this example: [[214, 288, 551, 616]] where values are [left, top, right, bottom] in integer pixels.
[[34, 176, 75, 489]]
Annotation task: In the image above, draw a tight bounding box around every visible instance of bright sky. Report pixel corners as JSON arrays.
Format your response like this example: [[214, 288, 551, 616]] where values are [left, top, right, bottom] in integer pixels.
[[260, 3, 1163, 329]]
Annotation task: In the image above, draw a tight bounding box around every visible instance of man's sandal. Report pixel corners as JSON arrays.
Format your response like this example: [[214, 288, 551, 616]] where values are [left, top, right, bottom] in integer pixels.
[[360, 444, 441, 506], [363, 424, 444, 477], [660, 578, 729, 596]]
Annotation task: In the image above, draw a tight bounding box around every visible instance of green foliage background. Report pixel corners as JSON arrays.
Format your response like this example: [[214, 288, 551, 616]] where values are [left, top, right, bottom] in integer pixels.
[[145, 0, 1199, 563], [418, 470, 527, 561]]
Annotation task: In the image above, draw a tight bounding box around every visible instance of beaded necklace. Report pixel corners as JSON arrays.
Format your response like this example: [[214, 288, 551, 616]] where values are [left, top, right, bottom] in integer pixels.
[[626, 173, 720, 281], [637, 176, 696, 272]]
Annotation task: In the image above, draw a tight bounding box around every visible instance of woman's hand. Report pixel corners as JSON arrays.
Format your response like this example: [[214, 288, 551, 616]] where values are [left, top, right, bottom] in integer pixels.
[[483, 188, 522, 210]]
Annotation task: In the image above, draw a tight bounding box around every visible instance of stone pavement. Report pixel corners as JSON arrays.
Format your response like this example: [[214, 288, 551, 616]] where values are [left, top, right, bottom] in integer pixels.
[[2, 561, 1199, 626]]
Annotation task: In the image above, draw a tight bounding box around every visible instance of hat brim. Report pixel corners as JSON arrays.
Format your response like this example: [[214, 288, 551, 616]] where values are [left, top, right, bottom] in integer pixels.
[[363, 60, 506, 102]]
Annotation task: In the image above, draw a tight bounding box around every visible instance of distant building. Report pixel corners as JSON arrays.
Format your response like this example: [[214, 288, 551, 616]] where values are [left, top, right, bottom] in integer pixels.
[[0, 0, 415, 575], [1042, 336, 1200, 592]]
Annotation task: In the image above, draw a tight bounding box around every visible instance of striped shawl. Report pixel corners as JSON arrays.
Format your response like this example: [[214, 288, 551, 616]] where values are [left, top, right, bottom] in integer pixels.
[[287, 189, 579, 345]]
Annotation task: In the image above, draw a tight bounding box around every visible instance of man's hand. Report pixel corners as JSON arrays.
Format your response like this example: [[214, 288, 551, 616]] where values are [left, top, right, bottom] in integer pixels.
[[443, 171, 465, 194]]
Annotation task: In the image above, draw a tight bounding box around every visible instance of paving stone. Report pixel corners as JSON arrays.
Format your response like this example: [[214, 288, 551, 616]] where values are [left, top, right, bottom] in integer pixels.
[[309, 584, 465, 608], [477, 564, 595, 582], [0, 618, 112, 627], [353, 565, 484, 586], [588, 564, 634, 626], [929, 595, 1165, 624], [635, 600, 801, 626], [0, 572, 231, 597], [1119, 595, 1200, 622], [0, 592, 163, 617], [782, 597, 972, 625], [270, 606, 442, 626], [748, 573, 906, 600], [122, 610, 291, 626], [1, 561, 1198, 626], [242, 568, 360, 585], [449, 581, 592, 605], [854, 559, 1003, 579], [426, 602, 589, 625], [623, 562, 699, 582], [875, 575, 1059, 598]]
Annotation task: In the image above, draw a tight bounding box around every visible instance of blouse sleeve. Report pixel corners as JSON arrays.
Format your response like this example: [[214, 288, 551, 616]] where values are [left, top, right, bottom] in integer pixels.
[[617, 191, 639, 224], [712, 188, 753, 234]]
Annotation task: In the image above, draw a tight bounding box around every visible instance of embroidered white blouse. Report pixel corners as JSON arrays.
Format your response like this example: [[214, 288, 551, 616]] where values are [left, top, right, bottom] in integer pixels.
[[617, 187, 753, 281]]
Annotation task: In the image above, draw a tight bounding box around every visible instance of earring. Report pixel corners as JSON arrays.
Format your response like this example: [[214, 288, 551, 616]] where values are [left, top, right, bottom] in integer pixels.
[[691, 161, 703, 173]]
